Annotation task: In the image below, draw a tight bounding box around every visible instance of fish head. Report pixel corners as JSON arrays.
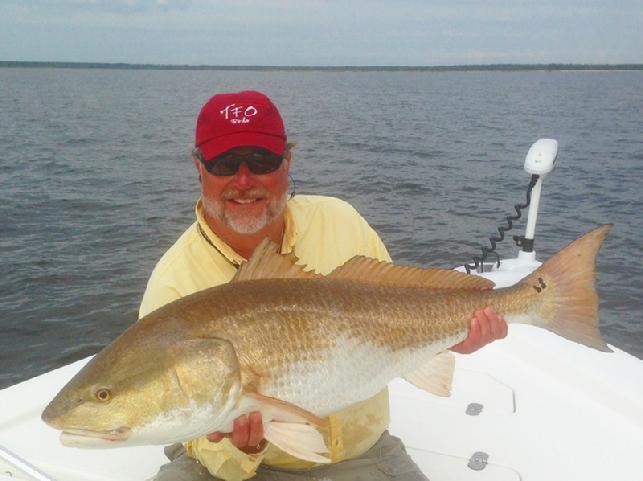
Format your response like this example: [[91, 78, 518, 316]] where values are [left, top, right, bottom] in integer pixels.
[[42, 336, 242, 447]]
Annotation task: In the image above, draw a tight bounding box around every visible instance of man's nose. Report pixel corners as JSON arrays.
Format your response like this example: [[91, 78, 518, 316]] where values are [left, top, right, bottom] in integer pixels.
[[231, 162, 254, 189]]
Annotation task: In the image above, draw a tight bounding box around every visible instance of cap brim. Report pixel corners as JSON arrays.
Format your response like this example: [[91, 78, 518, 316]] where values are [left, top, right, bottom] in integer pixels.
[[199, 132, 286, 161]]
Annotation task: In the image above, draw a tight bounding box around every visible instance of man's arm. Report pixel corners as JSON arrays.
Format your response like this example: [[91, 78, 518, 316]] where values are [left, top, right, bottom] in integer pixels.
[[139, 282, 182, 318]]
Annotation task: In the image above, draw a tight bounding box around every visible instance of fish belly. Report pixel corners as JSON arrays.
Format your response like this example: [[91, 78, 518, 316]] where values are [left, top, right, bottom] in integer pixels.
[[259, 334, 456, 417]]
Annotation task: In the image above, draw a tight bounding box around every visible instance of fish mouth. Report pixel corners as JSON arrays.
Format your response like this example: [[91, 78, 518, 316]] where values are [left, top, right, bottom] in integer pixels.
[[60, 426, 131, 446]]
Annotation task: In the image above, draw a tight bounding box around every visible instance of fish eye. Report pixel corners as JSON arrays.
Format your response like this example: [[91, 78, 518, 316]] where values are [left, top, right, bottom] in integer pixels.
[[94, 388, 112, 402]]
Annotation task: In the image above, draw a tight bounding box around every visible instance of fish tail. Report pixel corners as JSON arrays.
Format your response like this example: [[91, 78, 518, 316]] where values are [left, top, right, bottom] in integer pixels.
[[517, 224, 613, 352]]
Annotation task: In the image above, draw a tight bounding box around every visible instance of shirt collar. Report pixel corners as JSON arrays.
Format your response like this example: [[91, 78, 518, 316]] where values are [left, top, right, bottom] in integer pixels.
[[195, 198, 298, 266], [281, 201, 297, 254]]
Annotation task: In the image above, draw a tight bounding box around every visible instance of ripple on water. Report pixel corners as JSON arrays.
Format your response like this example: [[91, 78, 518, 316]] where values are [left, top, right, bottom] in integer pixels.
[[1, 68, 642, 388]]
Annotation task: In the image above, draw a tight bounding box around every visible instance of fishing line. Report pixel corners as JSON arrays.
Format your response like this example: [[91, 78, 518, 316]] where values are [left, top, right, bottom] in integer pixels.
[[288, 174, 297, 199]]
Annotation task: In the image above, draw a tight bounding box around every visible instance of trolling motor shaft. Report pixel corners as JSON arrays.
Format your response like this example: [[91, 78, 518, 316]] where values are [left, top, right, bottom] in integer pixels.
[[522, 139, 558, 252]]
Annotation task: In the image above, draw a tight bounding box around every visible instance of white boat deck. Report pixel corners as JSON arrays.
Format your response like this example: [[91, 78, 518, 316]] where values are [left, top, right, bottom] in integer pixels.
[[2, 325, 642, 481], [391, 326, 643, 480]]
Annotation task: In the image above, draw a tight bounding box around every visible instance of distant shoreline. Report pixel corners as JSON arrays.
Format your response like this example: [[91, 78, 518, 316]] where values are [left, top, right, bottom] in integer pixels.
[[1, 61, 642, 72]]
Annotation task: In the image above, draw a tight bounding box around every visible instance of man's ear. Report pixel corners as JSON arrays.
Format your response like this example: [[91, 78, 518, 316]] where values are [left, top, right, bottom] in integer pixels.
[[193, 153, 204, 182], [283, 150, 292, 171]]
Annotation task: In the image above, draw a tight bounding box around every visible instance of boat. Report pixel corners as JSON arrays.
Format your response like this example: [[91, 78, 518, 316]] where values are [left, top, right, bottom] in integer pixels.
[[2, 140, 642, 481]]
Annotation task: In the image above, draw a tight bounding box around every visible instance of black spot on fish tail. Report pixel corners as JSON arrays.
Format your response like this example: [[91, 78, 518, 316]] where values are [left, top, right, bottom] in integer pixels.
[[532, 277, 548, 293]]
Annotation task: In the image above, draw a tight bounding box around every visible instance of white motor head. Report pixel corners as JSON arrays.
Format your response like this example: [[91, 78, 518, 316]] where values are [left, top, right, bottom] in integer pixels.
[[524, 138, 558, 176]]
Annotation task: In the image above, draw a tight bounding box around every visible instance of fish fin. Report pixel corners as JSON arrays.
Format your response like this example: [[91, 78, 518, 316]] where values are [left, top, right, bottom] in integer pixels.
[[518, 224, 613, 352], [245, 393, 331, 463], [329, 257, 494, 290], [245, 392, 328, 429], [403, 351, 455, 397], [264, 421, 331, 464], [171, 338, 241, 403], [232, 238, 320, 282]]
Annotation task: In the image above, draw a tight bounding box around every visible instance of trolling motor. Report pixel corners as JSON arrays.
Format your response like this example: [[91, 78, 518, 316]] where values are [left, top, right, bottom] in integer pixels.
[[464, 139, 558, 274]]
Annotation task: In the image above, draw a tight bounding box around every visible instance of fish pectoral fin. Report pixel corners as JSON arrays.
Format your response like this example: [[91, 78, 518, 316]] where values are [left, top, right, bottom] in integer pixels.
[[264, 421, 331, 464], [328, 257, 495, 290], [403, 351, 455, 397], [245, 392, 329, 429], [232, 238, 321, 282], [243, 393, 331, 463]]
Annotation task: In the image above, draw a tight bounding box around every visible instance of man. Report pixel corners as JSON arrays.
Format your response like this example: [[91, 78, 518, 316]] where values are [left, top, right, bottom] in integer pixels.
[[142, 90, 508, 481]]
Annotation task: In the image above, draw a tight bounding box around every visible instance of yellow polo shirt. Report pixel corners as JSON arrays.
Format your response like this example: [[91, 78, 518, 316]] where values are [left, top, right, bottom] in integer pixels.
[[139, 195, 392, 481]]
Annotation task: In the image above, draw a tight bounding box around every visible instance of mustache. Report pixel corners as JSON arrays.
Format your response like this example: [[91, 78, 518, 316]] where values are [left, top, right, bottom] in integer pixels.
[[222, 187, 269, 201]]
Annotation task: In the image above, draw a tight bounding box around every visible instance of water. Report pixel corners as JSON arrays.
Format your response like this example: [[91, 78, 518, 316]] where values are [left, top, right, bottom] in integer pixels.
[[1, 68, 642, 388]]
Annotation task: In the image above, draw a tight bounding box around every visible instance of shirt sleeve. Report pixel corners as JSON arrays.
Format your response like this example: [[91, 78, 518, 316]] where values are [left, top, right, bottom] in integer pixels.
[[363, 221, 392, 263], [339, 198, 392, 263], [138, 277, 182, 318]]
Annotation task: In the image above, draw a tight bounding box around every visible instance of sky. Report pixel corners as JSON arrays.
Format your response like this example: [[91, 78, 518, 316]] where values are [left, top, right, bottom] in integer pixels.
[[1, 0, 642, 66]]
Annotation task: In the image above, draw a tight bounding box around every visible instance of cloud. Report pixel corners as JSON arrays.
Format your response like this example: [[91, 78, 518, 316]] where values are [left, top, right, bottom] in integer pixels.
[[1, 0, 641, 65]]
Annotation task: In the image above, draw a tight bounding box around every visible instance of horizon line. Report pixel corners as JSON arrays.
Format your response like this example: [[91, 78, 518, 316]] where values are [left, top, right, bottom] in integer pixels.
[[1, 61, 642, 72]]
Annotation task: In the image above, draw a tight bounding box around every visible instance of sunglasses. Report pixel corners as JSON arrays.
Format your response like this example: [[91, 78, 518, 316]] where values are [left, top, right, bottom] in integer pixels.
[[199, 149, 284, 176]]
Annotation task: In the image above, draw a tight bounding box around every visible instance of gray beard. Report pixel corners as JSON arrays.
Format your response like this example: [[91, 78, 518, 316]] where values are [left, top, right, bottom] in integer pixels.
[[203, 194, 287, 235]]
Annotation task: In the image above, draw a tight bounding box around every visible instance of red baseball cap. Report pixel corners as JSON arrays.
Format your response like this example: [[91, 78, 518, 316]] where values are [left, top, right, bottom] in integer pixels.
[[195, 90, 287, 161]]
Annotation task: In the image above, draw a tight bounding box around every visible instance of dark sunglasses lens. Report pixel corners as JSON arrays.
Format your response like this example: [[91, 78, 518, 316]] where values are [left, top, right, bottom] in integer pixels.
[[247, 153, 283, 174], [208, 156, 241, 176], [205, 151, 283, 176]]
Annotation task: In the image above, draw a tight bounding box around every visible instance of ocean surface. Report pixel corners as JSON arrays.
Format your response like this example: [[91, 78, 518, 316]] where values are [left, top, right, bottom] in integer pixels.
[[1, 67, 642, 389]]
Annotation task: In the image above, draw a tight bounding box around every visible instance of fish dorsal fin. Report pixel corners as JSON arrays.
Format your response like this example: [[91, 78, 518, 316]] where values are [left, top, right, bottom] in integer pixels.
[[329, 256, 494, 290], [232, 238, 321, 282]]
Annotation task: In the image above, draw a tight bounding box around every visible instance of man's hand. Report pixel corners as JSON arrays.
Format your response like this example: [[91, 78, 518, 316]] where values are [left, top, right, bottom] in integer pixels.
[[450, 307, 508, 354], [207, 411, 267, 454]]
